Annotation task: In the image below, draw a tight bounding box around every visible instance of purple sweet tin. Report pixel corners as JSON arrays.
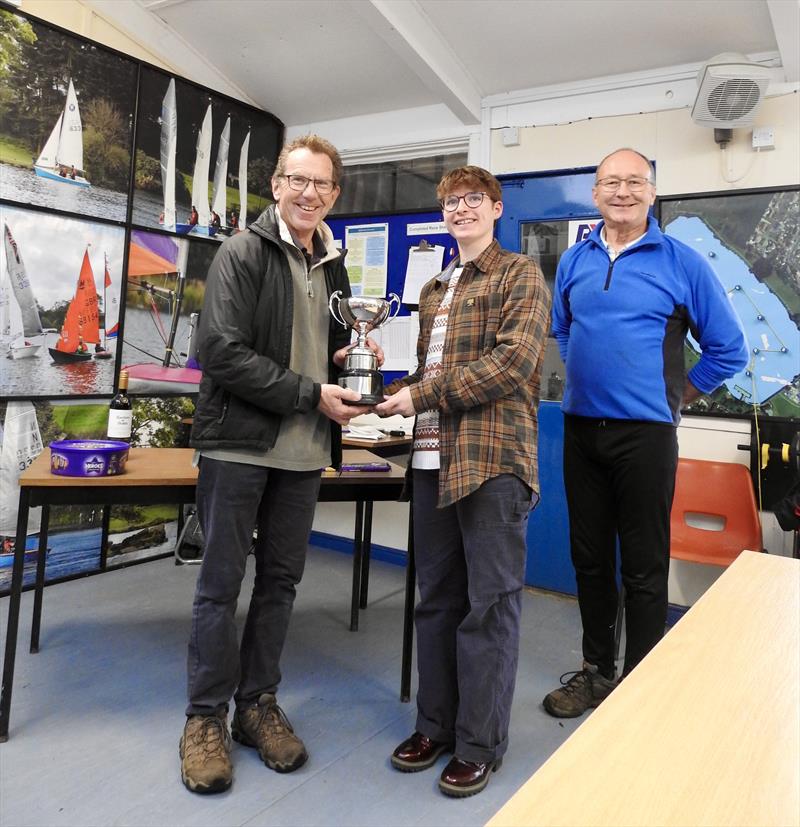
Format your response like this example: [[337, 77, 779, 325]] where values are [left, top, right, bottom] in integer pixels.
[[49, 439, 130, 477]]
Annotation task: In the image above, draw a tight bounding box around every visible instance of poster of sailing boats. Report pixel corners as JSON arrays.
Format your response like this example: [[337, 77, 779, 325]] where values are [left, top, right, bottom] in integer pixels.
[[0, 10, 138, 222], [131, 67, 282, 238], [0, 204, 124, 399]]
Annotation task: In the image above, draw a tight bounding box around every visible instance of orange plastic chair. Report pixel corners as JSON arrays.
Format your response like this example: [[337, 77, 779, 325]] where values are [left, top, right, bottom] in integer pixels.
[[670, 458, 762, 565], [614, 458, 762, 662]]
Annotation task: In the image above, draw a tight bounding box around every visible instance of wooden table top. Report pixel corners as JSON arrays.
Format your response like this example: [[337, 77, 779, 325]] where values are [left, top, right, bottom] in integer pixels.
[[21, 447, 404, 489], [487, 551, 800, 827]]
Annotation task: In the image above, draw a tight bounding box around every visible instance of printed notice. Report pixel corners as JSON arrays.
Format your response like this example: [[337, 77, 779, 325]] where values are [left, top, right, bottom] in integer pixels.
[[345, 223, 389, 296], [402, 245, 444, 304], [367, 314, 419, 373]]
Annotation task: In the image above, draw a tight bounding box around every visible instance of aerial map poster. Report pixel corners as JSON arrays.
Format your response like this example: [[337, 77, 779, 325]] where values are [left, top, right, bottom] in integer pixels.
[[661, 188, 800, 419]]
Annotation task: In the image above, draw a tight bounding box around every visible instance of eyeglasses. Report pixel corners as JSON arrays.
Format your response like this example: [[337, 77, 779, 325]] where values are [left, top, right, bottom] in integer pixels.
[[440, 191, 490, 212], [595, 177, 653, 192], [279, 174, 337, 195]]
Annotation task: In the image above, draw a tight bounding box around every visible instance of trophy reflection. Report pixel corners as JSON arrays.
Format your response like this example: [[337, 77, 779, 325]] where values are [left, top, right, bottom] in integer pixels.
[[329, 292, 401, 405]]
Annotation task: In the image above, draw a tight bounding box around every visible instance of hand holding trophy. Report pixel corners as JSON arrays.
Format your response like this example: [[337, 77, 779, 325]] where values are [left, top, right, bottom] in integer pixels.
[[329, 291, 401, 405]]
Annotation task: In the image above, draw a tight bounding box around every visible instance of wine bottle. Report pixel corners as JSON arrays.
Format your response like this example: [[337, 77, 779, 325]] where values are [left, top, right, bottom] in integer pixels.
[[107, 370, 132, 441]]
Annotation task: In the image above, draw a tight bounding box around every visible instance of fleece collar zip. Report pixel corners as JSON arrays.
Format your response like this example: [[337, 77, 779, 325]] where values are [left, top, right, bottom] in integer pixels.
[[587, 215, 664, 291]]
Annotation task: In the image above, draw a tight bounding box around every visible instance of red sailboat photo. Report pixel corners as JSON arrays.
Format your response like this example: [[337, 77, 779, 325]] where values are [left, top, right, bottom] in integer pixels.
[[48, 248, 100, 363]]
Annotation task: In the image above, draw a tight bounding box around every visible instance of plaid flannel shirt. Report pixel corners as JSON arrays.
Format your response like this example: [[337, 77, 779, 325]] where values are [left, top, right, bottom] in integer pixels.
[[387, 239, 551, 508]]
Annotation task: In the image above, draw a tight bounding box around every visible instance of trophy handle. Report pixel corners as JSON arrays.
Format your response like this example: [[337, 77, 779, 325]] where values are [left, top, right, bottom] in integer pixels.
[[328, 290, 347, 328], [386, 293, 402, 323]]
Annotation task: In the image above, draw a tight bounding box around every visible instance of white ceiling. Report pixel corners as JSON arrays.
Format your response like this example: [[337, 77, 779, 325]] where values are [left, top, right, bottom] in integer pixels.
[[88, 0, 799, 129]]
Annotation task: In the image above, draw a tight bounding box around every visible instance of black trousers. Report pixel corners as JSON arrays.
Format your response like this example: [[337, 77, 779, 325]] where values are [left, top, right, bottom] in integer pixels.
[[563, 415, 678, 678], [412, 470, 532, 763], [187, 458, 322, 715]]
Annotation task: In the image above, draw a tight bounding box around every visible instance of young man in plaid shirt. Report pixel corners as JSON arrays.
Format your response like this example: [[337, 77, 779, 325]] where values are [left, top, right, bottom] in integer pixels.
[[377, 166, 551, 797]]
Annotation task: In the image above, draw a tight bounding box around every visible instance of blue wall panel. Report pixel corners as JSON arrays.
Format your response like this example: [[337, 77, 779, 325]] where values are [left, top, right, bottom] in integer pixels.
[[526, 401, 574, 594], [498, 169, 597, 595]]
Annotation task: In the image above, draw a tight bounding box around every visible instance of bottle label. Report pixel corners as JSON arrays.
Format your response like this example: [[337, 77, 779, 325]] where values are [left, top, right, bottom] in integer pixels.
[[107, 410, 132, 439]]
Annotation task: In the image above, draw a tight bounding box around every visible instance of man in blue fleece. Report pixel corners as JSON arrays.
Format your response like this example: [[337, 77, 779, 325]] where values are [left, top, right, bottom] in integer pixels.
[[544, 148, 748, 718]]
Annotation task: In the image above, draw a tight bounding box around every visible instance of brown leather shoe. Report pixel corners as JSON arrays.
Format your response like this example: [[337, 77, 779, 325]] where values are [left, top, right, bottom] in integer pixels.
[[390, 731, 451, 772], [438, 755, 502, 797]]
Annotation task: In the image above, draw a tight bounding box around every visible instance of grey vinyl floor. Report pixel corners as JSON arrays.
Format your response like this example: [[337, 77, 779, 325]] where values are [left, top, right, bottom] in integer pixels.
[[0, 546, 588, 827]]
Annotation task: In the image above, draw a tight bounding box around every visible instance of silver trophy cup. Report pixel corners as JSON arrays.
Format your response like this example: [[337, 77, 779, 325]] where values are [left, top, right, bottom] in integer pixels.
[[329, 292, 401, 405]]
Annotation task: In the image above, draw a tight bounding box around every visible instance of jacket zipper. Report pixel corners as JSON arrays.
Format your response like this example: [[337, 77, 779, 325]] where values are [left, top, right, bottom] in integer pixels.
[[217, 395, 229, 424], [603, 261, 614, 291]]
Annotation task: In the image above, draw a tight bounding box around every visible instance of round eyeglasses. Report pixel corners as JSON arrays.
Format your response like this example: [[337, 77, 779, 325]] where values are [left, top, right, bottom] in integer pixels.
[[279, 174, 337, 195], [440, 191, 489, 212]]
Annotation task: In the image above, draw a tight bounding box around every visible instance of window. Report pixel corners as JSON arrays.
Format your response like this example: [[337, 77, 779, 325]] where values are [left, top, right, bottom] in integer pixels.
[[332, 153, 468, 216]]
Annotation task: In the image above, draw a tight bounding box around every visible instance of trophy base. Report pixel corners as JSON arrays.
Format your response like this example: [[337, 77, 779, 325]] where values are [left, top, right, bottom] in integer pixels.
[[339, 369, 384, 406]]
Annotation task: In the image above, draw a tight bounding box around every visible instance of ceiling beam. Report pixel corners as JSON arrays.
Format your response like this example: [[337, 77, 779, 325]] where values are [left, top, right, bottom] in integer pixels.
[[766, 0, 800, 82], [84, 0, 258, 105], [349, 0, 482, 125]]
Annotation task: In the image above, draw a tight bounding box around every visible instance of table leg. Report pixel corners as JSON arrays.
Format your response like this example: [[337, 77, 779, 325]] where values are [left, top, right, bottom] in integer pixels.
[[359, 501, 373, 610], [350, 500, 364, 632], [0, 487, 31, 741], [29, 504, 50, 654], [99, 505, 111, 570], [400, 506, 415, 703]]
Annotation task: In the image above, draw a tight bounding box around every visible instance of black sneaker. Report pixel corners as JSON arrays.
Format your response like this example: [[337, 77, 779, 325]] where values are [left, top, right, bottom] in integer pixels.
[[542, 662, 616, 718]]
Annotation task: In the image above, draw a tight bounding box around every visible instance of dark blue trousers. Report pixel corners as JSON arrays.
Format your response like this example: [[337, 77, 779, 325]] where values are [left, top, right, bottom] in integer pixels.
[[563, 415, 678, 678], [186, 458, 321, 716], [412, 470, 532, 764]]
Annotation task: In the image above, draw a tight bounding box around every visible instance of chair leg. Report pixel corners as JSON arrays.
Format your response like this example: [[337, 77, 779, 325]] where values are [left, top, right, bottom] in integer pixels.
[[613, 584, 625, 666]]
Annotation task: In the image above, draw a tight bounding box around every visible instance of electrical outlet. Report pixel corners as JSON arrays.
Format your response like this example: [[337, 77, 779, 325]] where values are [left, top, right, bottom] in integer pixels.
[[752, 127, 775, 151], [502, 126, 520, 147]]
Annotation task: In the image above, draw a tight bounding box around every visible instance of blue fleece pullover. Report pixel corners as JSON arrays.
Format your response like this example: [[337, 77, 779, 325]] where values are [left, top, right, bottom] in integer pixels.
[[552, 216, 748, 425]]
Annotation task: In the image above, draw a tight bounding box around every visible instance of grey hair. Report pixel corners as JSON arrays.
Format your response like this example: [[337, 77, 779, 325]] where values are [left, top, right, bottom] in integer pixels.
[[595, 148, 656, 184]]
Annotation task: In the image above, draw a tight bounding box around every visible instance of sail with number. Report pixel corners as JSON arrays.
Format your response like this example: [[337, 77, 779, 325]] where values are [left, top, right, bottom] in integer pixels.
[[211, 117, 230, 222], [0, 260, 12, 343], [239, 130, 250, 230], [34, 79, 90, 187], [0, 402, 43, 539], [3, 223, 44, 358], [191, 105, 212, 227], [160, 79, 177, 231]]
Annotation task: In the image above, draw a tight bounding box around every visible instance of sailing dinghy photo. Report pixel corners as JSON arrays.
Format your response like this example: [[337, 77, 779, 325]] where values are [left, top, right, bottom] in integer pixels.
[[49, 248, 100, 363], [176, 104, 215, 237], [2, 223, 44, 360], [34, 79, 91, 188], [123, 231, 201, 394]]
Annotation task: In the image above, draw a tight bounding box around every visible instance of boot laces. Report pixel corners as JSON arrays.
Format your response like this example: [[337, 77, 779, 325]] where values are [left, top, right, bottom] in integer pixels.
[[557, 669, 592, 696], [187, 715, 228, 760], [253, 701, 295, 743]]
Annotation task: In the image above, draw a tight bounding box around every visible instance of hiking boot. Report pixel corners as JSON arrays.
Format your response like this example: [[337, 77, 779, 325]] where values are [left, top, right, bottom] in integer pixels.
[[179, 712, 232, 794], [232, 693, 308, 773], [542, 662, 616, 718]]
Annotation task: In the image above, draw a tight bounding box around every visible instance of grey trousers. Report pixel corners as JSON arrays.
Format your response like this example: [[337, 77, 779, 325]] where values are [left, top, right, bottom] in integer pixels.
[[412, 470, 532, 763], [186, 457, 321, 716]]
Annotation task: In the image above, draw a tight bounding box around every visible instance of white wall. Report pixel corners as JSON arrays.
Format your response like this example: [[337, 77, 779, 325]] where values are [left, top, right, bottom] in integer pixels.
[[489, 93, 800, 194]]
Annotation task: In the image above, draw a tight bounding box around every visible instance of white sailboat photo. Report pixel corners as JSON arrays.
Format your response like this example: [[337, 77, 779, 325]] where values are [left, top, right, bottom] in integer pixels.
[[211, 116, 230, 231], [177, 105, 215, 237], [34, 79, 90, 189], [160, 79, 178, 231], [238, 130, 250, 231], [0, 402, 44, 567], [2, 223, 44, 360]]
